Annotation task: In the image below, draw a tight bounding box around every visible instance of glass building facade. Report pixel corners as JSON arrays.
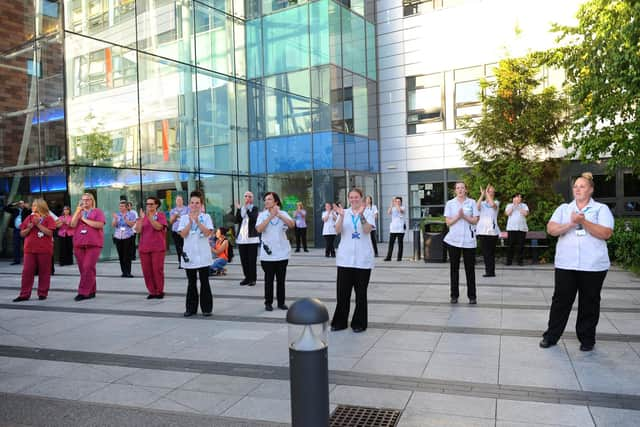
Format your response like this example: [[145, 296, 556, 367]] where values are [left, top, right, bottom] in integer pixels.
[[0, 0, 379, 258]]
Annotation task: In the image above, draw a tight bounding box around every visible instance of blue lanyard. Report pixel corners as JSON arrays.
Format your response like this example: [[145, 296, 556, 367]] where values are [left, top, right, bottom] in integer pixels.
[[351, 212, 360, 232], [191, 214, 204, 231]]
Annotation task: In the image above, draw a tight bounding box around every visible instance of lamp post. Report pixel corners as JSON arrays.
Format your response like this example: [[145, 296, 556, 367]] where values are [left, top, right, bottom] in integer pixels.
[[286, 297, 330, 427]]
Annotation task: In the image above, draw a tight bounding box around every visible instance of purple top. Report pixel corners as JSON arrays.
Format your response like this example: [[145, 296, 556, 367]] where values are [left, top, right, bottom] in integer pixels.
[[170, 206, 189, 232], [294, 209, 307, 228], [113, 211, 137, 240]]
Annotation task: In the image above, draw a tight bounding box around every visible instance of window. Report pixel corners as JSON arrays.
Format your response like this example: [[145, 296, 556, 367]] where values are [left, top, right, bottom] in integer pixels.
[[454, 80, 482, 126], [403, 0, 471, 16], [406, 74, 443, 134]]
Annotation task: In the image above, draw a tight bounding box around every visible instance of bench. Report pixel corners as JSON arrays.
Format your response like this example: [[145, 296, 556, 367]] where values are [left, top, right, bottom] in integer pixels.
[[498, 231, 549, 264]]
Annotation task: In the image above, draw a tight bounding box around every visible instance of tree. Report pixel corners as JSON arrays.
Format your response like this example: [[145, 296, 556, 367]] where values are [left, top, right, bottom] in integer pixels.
[[551, 0, 640, 174], [458, 56, 570, 230]]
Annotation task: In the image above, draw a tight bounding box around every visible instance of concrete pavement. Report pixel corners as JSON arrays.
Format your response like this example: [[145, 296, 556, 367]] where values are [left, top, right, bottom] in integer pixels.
[[1, 246, 640, 426]]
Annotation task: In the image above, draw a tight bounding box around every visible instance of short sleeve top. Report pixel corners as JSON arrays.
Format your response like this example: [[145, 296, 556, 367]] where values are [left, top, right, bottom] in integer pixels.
[[476, 200, 500, 236], [257, 210, 292, 262], [139, 212, 168, 253], [322, 210, 337, 236], [389, 206, 405, 233], [21, 214, 57, 254], [550, 199, 614, 271], [178, 213, 214, 269], [506, 203, 529, 232], [443, 197, 479, 249], [73, 208, 106, 248], [336, 208, 376, 270]]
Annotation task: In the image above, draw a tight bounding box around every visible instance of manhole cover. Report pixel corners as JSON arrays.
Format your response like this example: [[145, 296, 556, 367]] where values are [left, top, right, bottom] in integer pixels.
[[330, 405, 401, 427]]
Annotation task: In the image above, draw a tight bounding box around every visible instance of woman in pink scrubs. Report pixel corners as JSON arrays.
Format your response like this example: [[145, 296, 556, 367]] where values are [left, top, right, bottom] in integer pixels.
[[135, 196, 168, 299], [70, 193, 105, 301]]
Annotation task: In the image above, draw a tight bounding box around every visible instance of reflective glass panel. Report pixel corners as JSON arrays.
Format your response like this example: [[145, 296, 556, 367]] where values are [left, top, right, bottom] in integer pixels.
[[341, 8, 365, 76], [263, 6, 309, 75], [266, 134, 312, 173], [310, 0, 330, 66], [246, 18, 263, 78], [366, 21, 376, 80], [137, 52, 198, 171], [194, 2, 235, 76], [65, 0, 136, 47]]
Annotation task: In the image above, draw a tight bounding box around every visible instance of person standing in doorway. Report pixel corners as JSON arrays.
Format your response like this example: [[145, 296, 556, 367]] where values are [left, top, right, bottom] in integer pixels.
[[476, 185, 500, 277], [384, 197, 405, 261], [136, 197, 168, 299], [178, 191, 214, 316], [70, 193, 105, 301], [12, 199, 56, 302], [235, 191, 260, 286], [294, 201, 308, 252], [112, 200, 137, 278], [321, 202, 337, 258], [256, 192, 294, 311], [4, 200, 28, 265], [169, 195, 189, 269], [364, 195, 379, 257], [57, 206, 74, 266], [444, 182, 479, 304], [505, 193, 529, 266]]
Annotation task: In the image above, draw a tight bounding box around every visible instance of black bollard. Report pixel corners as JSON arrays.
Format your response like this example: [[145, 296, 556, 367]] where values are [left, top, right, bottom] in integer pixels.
[[287, 298, 330, 427]]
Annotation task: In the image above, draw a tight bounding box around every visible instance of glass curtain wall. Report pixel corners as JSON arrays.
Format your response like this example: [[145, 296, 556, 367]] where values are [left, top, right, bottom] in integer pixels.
[[0, 0, 65, 259]]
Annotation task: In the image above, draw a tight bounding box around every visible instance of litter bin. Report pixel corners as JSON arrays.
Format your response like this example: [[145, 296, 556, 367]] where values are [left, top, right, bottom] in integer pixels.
[[423, 220, 447, 263]]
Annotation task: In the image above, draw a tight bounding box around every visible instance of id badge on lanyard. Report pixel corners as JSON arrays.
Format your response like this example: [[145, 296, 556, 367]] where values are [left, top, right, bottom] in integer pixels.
[[351, 213, 360, 239]]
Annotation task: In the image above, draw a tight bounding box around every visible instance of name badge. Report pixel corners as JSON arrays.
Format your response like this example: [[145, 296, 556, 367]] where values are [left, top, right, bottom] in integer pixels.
[[37, 232, 44, 238], [576, 229, 586, 236], [352, 232, 360, 239], [80, 229, 88, 235]]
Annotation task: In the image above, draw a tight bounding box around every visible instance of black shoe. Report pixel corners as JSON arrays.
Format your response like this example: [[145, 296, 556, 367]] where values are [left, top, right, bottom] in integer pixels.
[[74, 294, 89, 301], [125, 274, 133, 278], [580, 343, 594, 352], [147, 295, 155, 299], [331, 326, 346, 331], [240, 279, 249, 286], [518, 261, 524, 266], [156, 293, 164, 299], [505, 261, 512, 266], [469, 299, 477, 305], [247, 282, 256, 286], [38, 296, 47, 301], [278, 304, 288, 310], [88, 293, 96, 299], [384, 258, 391, 262], [295, 249, 300, 253], [325, 255, 330, 258], [352, 327, 366, 333], [202, 312, 213, 317], [265, 304, 273, 311], [183, 311, 195, 317], [10, 262, 20, 265], [483, 274, 496, 277], [304, 249, 309, 252], [539, 338, 556, 348], [12, 296, 29, 302], [450, 297, 458, 304]]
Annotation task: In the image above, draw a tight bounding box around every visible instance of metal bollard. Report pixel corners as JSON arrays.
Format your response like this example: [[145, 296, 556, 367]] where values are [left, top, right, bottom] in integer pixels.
[[286, 298, 330, 427], [413, 227, 421, 261]]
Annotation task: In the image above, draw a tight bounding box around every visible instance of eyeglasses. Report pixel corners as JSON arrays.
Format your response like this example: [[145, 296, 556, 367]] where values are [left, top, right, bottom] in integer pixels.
[[146, 203, 155, 205]]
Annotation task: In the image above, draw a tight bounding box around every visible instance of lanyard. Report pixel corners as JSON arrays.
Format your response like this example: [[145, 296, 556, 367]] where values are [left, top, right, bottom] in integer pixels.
[[351, 212, 360, 232], [191, 214, 204, 231]]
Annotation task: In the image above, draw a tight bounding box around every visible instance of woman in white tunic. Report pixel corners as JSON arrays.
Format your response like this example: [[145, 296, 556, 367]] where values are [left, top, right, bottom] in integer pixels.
[[256, 192, 295, 311], [321, 202, 338, 257], [178, 191, 214, 317], [444, 182, 479, 304], [384, 197, 405, 261], [330, 188, 376, 333], [476, 185, 500, 277], [540, 173, 614, 352], [505, 193, 529, 266]]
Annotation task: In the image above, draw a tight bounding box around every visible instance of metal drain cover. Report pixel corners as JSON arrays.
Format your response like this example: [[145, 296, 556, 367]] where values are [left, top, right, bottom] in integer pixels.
[[330, 405, 402, 427]]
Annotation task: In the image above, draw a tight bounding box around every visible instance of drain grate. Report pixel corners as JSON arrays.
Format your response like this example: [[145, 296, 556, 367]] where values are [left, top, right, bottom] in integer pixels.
[[330, 405, 401, 427]]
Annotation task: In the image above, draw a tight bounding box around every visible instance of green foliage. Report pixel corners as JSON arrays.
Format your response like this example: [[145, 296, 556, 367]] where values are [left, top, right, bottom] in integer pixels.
[[550, 0, 640, 174], [458, 56, 569, 231], [608, 217, 640, 273]]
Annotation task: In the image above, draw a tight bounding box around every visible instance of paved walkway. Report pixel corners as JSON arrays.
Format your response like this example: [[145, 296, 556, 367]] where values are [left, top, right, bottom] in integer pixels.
[[1, 247, 640, 426]]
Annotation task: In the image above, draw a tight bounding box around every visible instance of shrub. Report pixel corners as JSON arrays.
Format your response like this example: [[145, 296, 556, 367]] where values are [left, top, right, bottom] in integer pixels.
[[608, 218, 640, 274]]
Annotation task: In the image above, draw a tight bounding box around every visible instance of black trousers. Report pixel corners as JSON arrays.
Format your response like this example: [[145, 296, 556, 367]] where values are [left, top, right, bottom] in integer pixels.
[[238, 243, 259, 283], [507, 230, 526, 264], [261, 260, 288, 306], [447, 244, 476, 299], [12, 228, 22, 263], [386, 232, 404, 260], [331, 267, 371, 330], [185, 266, 213, 314], [295, 227, 308, 251], [477, 235, 498, 275], [543, 268, 607, 346], [370, 229, 379, 256], [114, 236, 135, 276], [324, 235, 336, 257], [59, 236, 74, 265], [171, 231, 184, 265]]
